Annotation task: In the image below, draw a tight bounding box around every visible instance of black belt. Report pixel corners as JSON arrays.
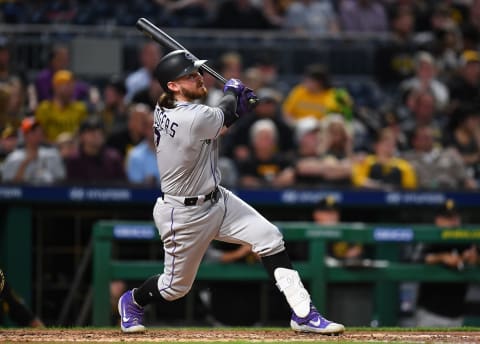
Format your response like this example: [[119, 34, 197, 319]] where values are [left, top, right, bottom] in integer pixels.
[[184, 187, 219, 206], [162, 187, 219, 206]]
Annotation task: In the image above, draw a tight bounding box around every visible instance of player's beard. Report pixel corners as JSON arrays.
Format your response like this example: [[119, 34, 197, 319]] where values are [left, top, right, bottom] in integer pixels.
[[180, 84, 208, 101]]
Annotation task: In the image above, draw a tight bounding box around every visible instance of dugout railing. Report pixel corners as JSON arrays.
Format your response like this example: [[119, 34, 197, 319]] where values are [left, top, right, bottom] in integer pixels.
[[92, 221, 480, 327]]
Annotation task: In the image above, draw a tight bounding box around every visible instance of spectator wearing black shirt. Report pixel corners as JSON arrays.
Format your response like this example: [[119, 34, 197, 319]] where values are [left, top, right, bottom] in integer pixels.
[[222, 88, 294, 162], [447, 50, 480, 112], [237, 119, 294, 188], [413, 200, 479, 327]]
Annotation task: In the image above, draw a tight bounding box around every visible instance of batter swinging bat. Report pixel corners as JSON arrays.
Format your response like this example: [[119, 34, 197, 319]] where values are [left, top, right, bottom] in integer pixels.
[[135, 17, 258, 105]]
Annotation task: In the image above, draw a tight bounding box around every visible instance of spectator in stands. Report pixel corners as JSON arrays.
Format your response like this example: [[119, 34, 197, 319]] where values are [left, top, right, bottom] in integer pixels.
[[33, 44, 89, 104], [413, 199, 479, 327], [209, 0, 276, 29], [204, 52, 243, 107], [0, 77, 24, 137], [282, 64, 353, 124], [447, 50, 480, 111], [131, 77, 163, 111], [65, 116, 125, 183], [469, 0, 480, 33], [295, 115, 353, 187], [155, 0, 212, 28], [403, 126, 477, 190], [222, 88, 294, 162], [98, 75, 128, 135], [250, 53, 290, 95], [0, 124, 18, 166], [237, 119, 294, 188], [398, 89, 445, 145], [125, 42, 162, 102], [374, 4, 419, 89], [0, 36, 27, 138], [429, 24, 463, 79], [106, 103, 149, 159], [398, 51, 449, 112], [55, 131, 77, 161], [282, 0, 339, 34], [34, 70, 88, 143], [0, 35, 26, 114], [2, 117, 65, 184], [126, 111, 159, 186], [352, 128, 417, 190], [445, 104, 480, 180], [339, 0, 388, 33]]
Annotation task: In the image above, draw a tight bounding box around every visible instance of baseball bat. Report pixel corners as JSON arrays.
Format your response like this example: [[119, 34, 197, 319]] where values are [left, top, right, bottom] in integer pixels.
[[136, 17, 227, 83], [135, 18, 258, 105]]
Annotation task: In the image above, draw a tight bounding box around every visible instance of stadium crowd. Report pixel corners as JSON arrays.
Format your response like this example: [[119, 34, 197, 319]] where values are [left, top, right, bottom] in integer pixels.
[[0, 0, 480, 191]]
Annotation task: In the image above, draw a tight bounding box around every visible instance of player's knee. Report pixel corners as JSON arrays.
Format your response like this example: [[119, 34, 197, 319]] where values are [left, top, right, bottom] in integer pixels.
[[255, 225, 285, 256], [161, 284, 191, 301]]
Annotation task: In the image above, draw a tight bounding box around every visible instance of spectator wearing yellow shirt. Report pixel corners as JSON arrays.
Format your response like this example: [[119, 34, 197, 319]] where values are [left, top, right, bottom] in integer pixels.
[[352, 128, 417, 190], [35, 70, 87, 142], [282, 64, 353, 124]]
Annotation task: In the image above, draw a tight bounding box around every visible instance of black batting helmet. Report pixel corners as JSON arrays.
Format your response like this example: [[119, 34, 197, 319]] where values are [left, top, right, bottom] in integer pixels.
[[154, 50, 207, 91]]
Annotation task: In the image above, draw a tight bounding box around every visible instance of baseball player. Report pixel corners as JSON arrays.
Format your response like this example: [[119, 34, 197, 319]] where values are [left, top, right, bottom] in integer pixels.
[[118, 50, 345, 335]]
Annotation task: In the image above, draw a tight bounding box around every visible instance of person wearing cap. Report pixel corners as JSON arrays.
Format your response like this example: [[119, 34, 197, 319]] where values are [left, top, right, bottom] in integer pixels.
[[221, 87, 294, 162], [313, 196, 363, 261], [447, 50, 480, 109], [282, 64, 353, 124], [1, 117, 65, 184], [295, 115, 353, 187], [413, 199, 479, 327], [34, 69, 88, 143], [65, 116, 125, 183]]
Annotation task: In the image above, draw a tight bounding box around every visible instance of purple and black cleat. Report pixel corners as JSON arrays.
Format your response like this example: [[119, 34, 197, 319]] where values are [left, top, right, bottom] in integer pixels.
[[118, 290, 146, 333], [290, 304, 345, 335]]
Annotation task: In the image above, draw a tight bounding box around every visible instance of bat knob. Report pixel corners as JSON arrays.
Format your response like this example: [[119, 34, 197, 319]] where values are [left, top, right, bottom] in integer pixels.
[[248, 97, 259, 106]]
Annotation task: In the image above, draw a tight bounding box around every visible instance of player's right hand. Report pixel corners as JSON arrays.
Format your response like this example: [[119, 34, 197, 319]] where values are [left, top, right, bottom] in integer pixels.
[[237, 88, 257, 116], [223, 78, 245, 97]]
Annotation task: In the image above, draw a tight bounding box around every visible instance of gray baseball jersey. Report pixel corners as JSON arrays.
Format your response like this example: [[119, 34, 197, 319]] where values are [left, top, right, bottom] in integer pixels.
[[152, 101, 285, 301]]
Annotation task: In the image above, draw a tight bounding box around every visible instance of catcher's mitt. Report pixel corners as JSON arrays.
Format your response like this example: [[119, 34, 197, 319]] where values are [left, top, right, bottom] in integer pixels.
[[0, 268, 5, 295]]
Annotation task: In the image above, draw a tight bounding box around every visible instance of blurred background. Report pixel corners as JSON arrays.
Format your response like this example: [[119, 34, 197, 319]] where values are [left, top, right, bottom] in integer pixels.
[[1, 0, 480, 330]]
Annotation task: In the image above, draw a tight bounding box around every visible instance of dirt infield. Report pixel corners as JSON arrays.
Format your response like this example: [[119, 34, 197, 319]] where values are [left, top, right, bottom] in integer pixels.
[[1, 328, 480, 343]]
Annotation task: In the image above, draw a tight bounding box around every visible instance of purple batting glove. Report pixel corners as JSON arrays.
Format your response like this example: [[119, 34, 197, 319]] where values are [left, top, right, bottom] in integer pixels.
[[237, 88, 257, 116], [223, 78, 245, 97]]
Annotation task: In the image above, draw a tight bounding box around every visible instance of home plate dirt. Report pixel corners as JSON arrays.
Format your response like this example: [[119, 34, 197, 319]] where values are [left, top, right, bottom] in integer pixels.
[[1, 329, 480, 343]]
